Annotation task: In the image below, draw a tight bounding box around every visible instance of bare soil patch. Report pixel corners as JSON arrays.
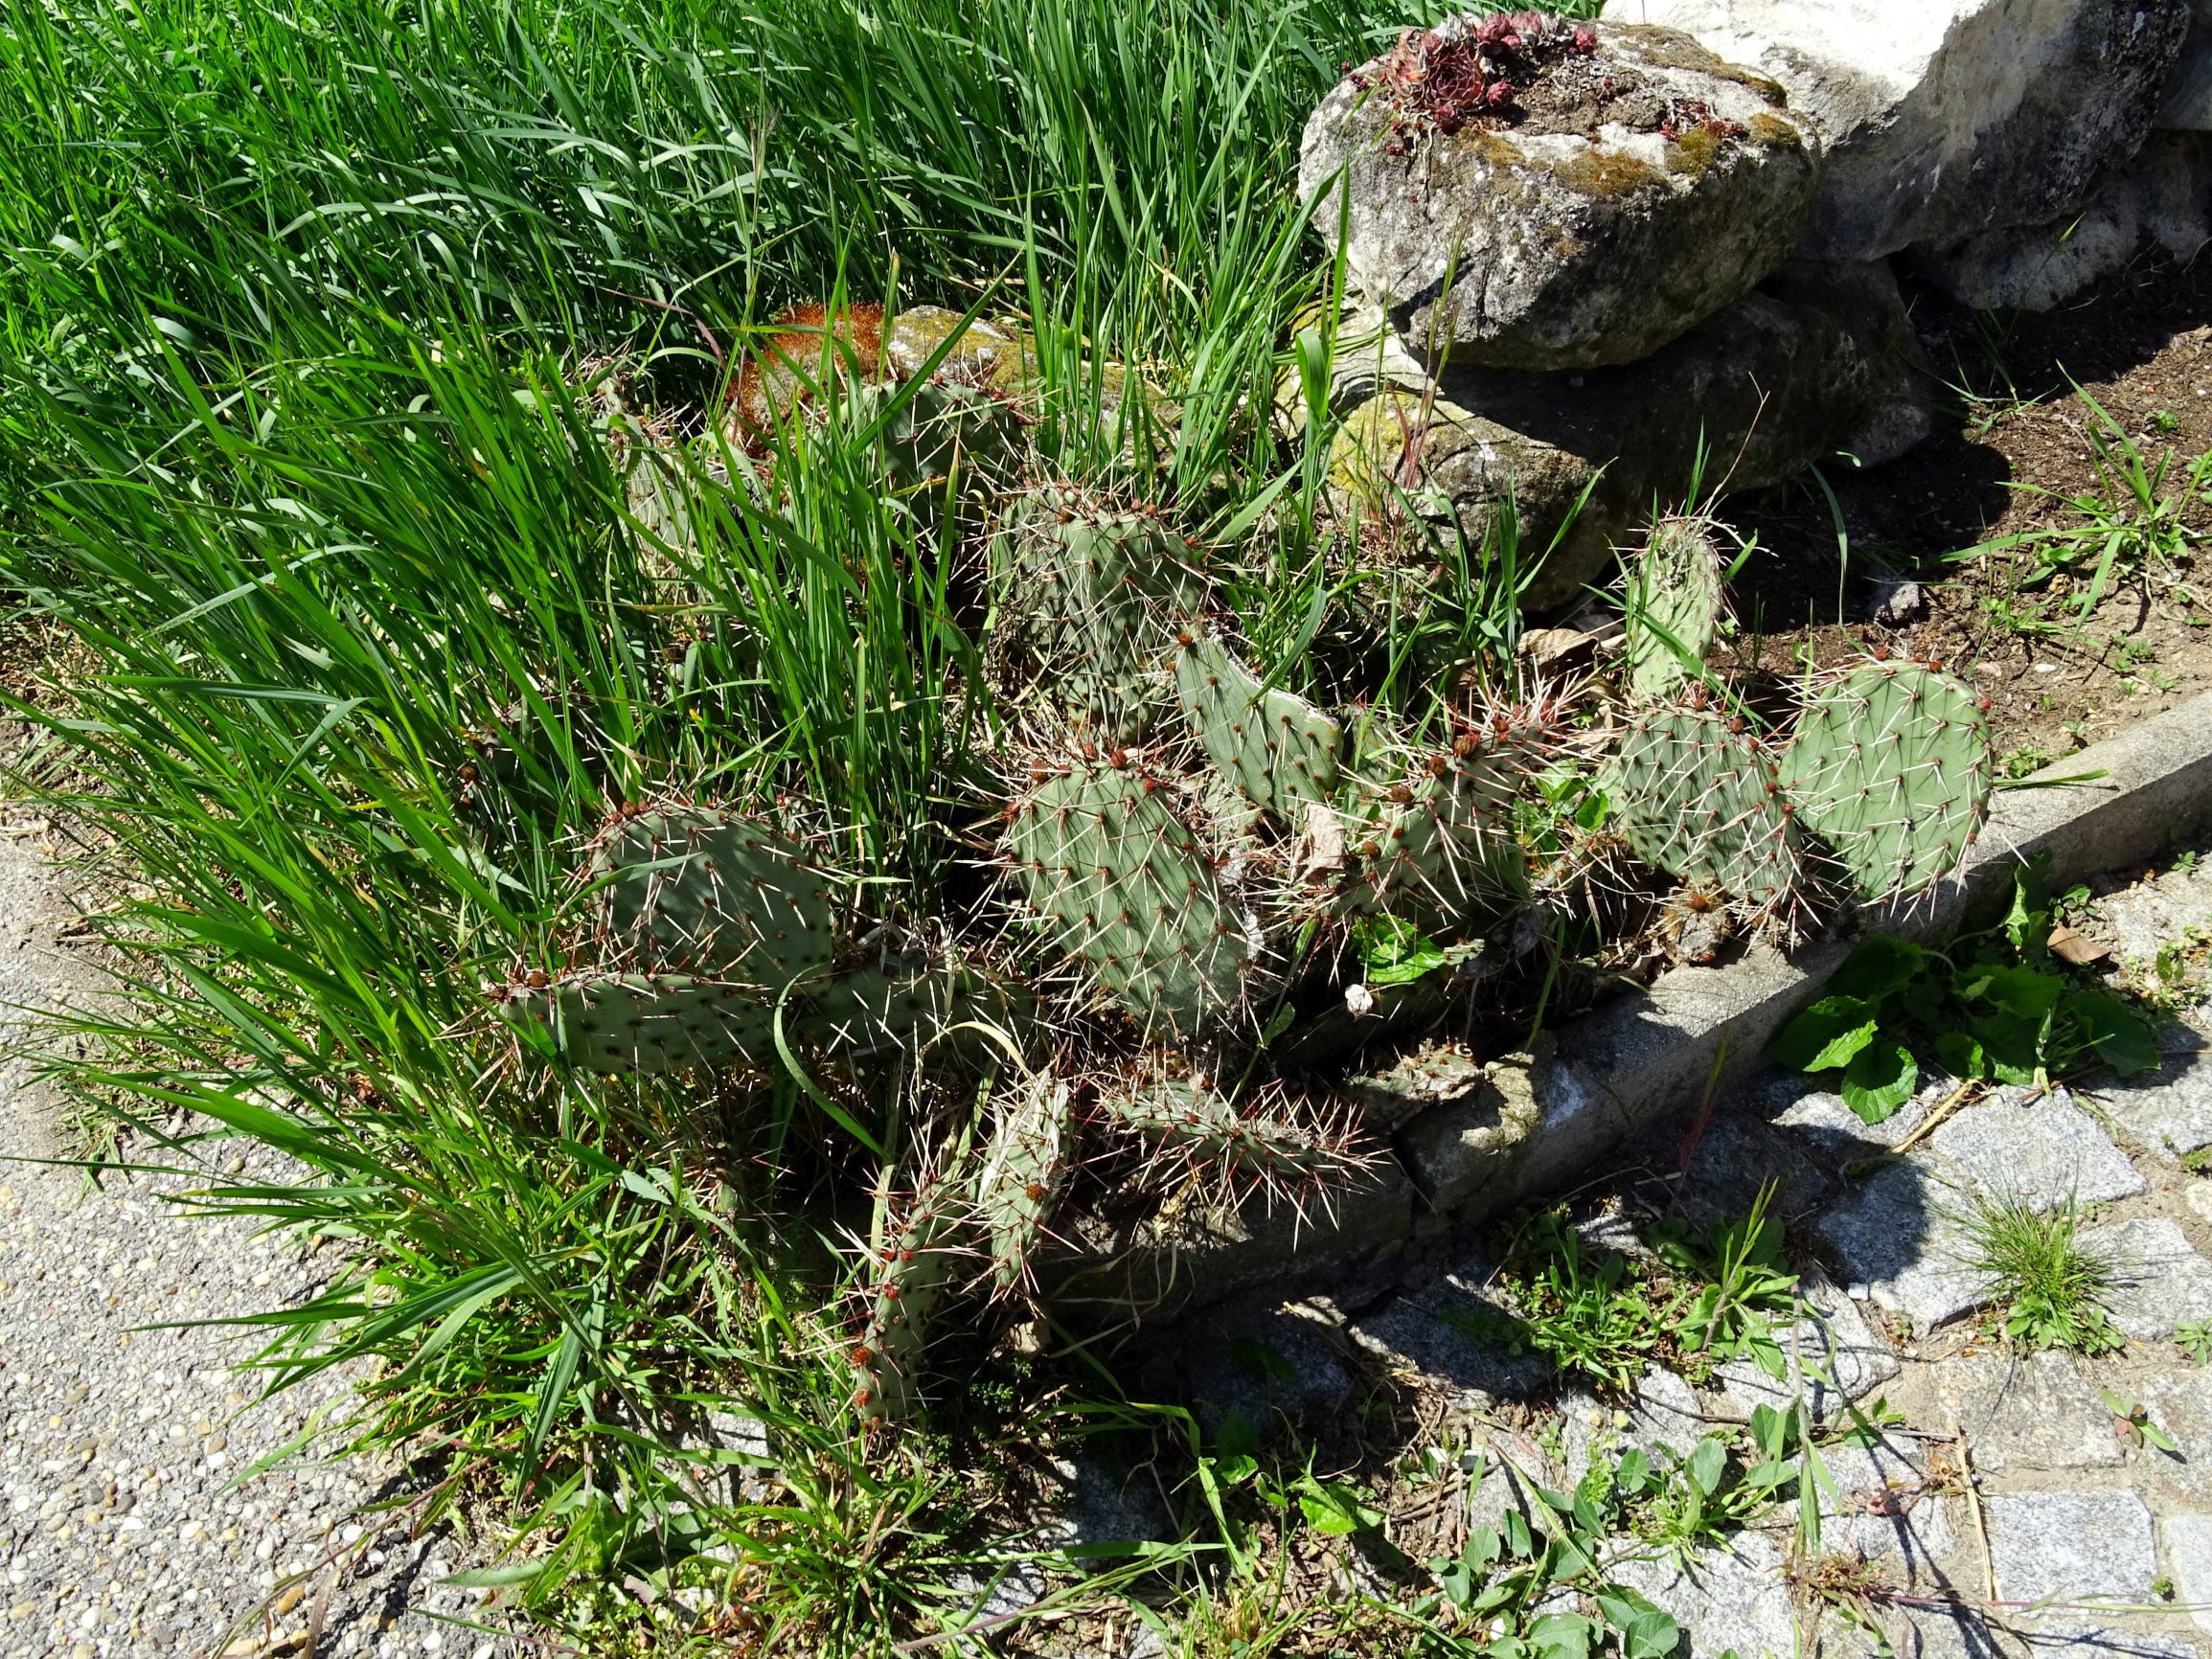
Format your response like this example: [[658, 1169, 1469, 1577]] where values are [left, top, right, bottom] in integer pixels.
[[1714, 251, 2212, 775]]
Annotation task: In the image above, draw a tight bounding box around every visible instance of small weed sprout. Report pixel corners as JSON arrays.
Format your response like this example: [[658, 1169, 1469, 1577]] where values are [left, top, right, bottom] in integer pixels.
[[1960, 1193, 2122, 1353]]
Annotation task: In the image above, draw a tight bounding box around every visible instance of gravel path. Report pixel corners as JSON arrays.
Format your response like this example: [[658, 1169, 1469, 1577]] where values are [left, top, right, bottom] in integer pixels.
[[0, 839, 510, 1659]]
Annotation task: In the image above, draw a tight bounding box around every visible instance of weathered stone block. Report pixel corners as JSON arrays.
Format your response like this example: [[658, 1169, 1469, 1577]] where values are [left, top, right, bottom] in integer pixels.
[[1926, 1089, 2148, 1209], [1918, 131, 2212, 310], [1607, 0, 2191, 259], [1301, 20, 1815, 369], [1315, 282, 1916, 608], [1932, 1352, 2129, 1472]]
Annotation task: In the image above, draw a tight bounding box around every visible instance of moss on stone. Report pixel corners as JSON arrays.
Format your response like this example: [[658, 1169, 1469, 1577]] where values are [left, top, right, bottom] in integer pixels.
[[1747, 112, 1804, 151], [1615, 23, 1789, 106], [1666, 126, 1723, 176], [1555, 147, 1663, 199]]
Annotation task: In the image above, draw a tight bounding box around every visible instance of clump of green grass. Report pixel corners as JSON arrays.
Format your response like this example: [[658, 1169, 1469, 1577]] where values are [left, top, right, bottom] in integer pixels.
[[1960, 1193, 2123, 1353]]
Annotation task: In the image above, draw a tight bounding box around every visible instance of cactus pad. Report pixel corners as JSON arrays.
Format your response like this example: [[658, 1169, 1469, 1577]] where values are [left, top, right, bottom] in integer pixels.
[[988, 487, 1203, 739], [496, 972, 778, 1075], [1623, 516, 1726, 702], [1608, 705, 1801, 910], [1098, 1080, 1358, 1185], [1005, 761, 1256, 1037], [1777, 659, 1992, 900], [851, 1174, 968, 1422], [496, 956, 1005, 1074], [592, 806, 835, 984], [973, 1077, 1071, 1291], [1340, 721, 1550, 929], [1174, 633, 1341, 817]]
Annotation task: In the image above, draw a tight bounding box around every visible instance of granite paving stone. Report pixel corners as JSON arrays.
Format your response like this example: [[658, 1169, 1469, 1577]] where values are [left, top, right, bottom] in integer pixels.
[[2093, 1218, 2212, 1343], [1926, 1089, 2148, 1211], [1605, 1530, 1800, 1659], [1985, 1491, 2158, 1602], [1713, 1274, 1901, 1423], [1814, 1162, 1993, 1330], [1932, 1352, 2129, 1473], [2097, 1040, 2212, 1162], [2166, 1513, 2212, 1635]]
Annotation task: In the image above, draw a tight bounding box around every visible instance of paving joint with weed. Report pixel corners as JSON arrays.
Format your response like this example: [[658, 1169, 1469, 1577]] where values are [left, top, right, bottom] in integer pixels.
[[1171, 817, 2212, 1659]]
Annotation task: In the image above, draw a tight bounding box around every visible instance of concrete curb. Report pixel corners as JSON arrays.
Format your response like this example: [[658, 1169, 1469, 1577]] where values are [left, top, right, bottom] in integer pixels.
[[1050, 690, 2212, 1321]]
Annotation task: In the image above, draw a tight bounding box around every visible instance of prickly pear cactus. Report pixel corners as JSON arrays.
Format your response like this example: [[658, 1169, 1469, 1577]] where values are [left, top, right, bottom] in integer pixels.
[[593, 806, 835, 983], [850, 1173, 968, 1422], [495, 956, 996, 1075], [988, 486, 1204, 739], [1608, 704, 1801, 912], [1623, 516, 1726, 702], [1004, 760, 1257, 1038], [1174, 632, 1341, 816], [874, 378, 1020, 494], [1098, 1079, 1359, 1185], [496, 972, 777, 1075], [1338, 716, 1552, 928], [1777, 658, 1992, 900], [973, 1076, 1071, 1291]]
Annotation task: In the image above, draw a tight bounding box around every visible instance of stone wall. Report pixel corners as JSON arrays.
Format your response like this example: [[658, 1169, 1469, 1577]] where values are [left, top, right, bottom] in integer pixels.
[[1296, 0, 2202, 606]]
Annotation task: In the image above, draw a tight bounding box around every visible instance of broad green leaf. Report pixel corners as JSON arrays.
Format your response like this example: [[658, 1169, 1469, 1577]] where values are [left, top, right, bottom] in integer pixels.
[[1770, 995, 1878, 1073], [1841, 1037, 1918, 1124], [1687, 1437, 1726, 1496], [2068, 989, 2159, 1076], [1828, 935, 1926, 1005], [1964, 963, 2064, 1021], [1974, 1011, 2044, 1086]]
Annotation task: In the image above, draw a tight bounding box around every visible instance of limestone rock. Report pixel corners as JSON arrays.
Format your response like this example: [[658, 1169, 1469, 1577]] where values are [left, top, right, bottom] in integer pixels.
[[1607, 0, 2192, 259], [1759, 260, 1937, 466], [1918, 131, 2212, 310], [1302, 20, 1814, 370], [1316, 284, 1906, 609]]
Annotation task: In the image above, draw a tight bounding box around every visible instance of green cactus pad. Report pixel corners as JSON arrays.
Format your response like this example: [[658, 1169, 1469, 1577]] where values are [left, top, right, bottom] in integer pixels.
[[1099, 1080, 1355, 1183], [498, 957, 1009, 1074], [1777, 659, 1993, 900], [1623, 515, 1726, 702], [875, 377, 1018, 491], [1174, 633, 1341, 817], [1608, 705, 1802, 910], [988, 487, 1204, 739], [497, 972, 778, 1075], [973, 1077, 1071, 1291], [851, 1174, 968, 1422], [1340, 727, 1547, 929], [1004, 761, 1255, 1038], [592, 807, 835, 984]]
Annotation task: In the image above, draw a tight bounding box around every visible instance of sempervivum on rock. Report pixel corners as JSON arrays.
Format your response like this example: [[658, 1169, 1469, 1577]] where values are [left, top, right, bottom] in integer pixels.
[[1299, 14, 1816, 370]]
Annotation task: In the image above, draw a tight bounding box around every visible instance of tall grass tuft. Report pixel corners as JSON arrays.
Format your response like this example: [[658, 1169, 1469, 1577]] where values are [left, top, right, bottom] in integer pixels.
[[0, 0, 1577, 1639]]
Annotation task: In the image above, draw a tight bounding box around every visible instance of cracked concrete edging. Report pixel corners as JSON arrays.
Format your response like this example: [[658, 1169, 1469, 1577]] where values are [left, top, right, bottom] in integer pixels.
[[1048, 689, 2212, 1323]]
